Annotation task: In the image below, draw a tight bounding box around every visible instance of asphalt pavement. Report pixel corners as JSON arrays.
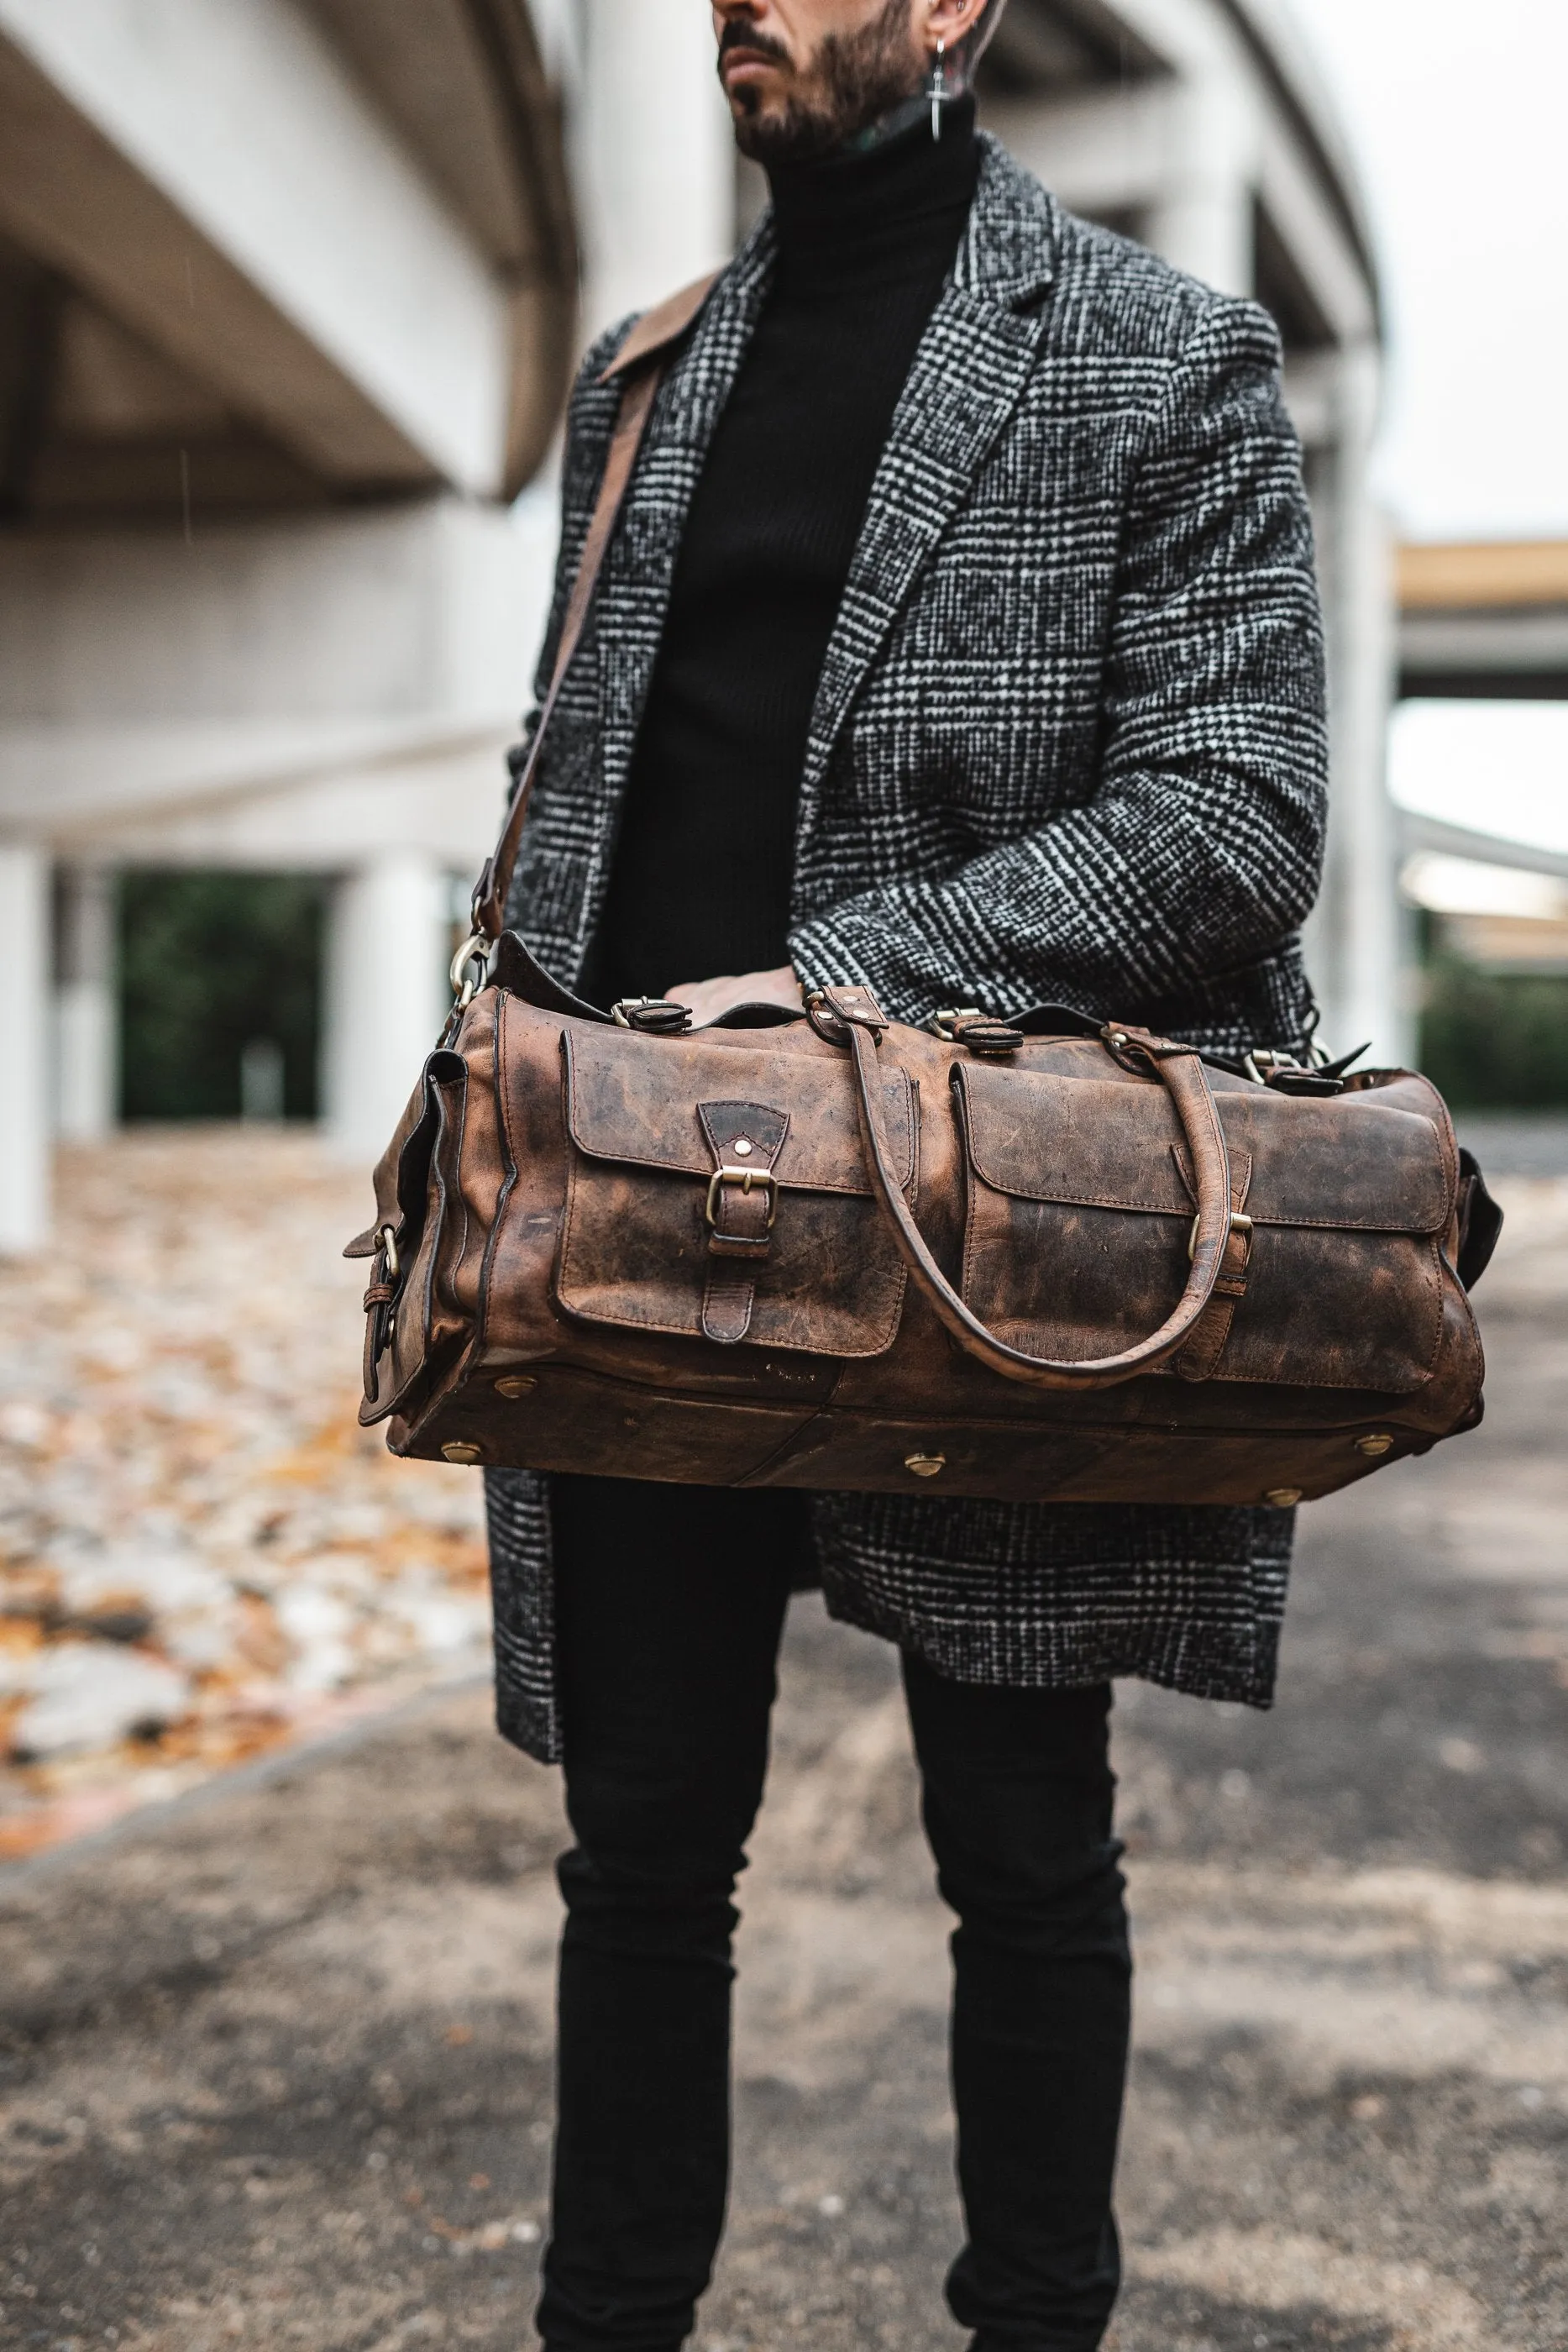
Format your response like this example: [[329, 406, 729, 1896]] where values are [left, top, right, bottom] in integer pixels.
[[2, 1169, 1565, 2352]]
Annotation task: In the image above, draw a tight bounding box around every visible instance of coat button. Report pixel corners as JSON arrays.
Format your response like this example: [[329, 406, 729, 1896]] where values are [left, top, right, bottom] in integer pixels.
[[442, 1441, 483, 1464]]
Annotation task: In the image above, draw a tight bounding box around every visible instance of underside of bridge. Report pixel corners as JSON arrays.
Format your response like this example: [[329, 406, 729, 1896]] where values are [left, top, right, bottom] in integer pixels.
[[0, 0, 600, 1242], [0, 0, 577, 520], [1398, 541, 1568, 702]]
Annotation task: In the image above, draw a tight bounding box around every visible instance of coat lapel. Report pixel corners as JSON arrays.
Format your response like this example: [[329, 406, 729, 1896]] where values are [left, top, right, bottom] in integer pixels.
[[593, 223, 775, 822], [794, 139, 1060, 849]]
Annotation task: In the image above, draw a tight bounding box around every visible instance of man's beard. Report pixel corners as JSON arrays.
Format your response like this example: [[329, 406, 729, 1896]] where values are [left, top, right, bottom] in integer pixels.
[[723, 0, 923, 167]]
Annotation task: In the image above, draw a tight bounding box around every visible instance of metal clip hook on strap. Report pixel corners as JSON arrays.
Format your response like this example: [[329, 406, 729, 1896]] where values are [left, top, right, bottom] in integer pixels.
[[449, 932, 490, 1011]]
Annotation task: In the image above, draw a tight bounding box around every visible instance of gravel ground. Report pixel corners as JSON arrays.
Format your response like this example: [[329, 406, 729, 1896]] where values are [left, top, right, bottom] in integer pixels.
[[0, 1156, 1565, 2350], [0, 1135, 490, 1859]]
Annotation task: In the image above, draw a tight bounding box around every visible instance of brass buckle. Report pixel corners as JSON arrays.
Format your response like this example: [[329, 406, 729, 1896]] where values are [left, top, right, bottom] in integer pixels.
[[1188, 1210, 1253, 1262], [705, 1167, 779, 1231], [932, 1006, 984, 1037]]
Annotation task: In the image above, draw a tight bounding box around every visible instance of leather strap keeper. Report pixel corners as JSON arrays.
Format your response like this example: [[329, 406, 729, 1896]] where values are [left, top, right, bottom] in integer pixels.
[[698, 1100, 789, 1344]]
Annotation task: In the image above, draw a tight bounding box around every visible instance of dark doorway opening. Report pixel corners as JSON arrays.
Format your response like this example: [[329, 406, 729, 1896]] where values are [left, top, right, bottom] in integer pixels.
[[118, 871, 328, 1121]]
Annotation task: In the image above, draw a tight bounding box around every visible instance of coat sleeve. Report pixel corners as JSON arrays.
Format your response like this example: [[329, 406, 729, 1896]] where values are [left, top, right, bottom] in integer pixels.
[[786, 298, 1329, 1029]]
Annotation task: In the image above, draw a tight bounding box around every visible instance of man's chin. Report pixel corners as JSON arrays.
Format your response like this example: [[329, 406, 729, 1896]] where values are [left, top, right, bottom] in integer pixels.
[[732, 98, 841, 167]]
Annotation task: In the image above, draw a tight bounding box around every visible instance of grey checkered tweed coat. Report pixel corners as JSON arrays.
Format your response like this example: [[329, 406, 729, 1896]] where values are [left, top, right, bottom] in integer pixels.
[[485, 133, 1328, 1763]]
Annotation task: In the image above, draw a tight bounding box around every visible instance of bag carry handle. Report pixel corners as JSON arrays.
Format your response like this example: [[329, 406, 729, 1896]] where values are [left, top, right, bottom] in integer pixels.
[[470, 271, 721, 946], [824, 990, 1237, 1391]]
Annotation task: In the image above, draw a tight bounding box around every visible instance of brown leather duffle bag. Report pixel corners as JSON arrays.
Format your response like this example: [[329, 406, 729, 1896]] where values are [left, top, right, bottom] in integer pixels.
[[348, 283, 1497, 1510]]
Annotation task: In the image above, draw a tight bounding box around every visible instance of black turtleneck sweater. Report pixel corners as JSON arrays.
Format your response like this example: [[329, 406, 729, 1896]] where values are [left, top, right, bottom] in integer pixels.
[[588, 101, 980, 1005]]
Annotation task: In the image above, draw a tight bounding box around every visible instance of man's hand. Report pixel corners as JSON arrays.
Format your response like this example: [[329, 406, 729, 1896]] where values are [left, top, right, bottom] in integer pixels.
[[666, 964, 802, 1026]]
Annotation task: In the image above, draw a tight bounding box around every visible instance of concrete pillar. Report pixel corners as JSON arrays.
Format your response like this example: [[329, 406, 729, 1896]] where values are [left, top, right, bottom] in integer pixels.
[[1145, 76, 1254, 297], [0, 843, 51, 1252], [1300, 345, 1403, 1066], [577, 0, 736, 340], [321, 852, 449, 1163], [53, 864, 118, 1141]]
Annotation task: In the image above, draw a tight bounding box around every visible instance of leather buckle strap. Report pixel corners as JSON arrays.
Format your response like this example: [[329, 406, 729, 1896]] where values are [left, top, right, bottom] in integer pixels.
[[612, 996, 692, 1034], [360, 1222, 402, 1405], [704, 1166, 779, 1243], [932, 1007, 1023, 1055], [1188, 1209, 1252, 1261], [1101, 1021, 1188, 1070], [805, 984, 889, 1044], [696, 1100, 789, 1343], [1177, 1159, 1255, 1381]]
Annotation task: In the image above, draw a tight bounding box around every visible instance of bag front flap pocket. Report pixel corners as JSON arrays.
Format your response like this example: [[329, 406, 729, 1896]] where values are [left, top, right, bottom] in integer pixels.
[[564, 1028, 914, 1192], [958, 1065, 1450, 1231], [557, 1029, 915, 1356], [956, 1063, 1449, 1390]]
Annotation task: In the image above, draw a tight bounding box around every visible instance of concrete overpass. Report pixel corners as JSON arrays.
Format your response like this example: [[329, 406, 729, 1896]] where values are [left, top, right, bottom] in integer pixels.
[[1, 0, 1389, 1247], [0, 0, 588, 1247], [1391, 545, 1568, 976], [1398, 541, 1568, 703]]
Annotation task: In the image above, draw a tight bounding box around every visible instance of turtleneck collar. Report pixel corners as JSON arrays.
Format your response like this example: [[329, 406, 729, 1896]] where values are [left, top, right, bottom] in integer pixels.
[[765, 95, 978, 286]]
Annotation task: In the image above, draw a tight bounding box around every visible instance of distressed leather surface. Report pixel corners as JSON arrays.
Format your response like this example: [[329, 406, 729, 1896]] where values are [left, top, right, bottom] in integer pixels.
[[558, 1026, 914, 1357], [562, 1028, 915, 1192], [957, 1066, 1450, 1229], [353, 984, 1487, 1509], [957, 1061, 1449, 1390]]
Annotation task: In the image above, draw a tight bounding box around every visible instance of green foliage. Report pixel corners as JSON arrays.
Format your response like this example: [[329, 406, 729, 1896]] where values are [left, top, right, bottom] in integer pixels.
[[1419, 953, 1568, 1110], [118, 871, 328, 1121]]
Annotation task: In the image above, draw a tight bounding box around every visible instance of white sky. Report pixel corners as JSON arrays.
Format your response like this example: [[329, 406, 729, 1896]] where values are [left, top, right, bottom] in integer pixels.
[[1392, 700, 1568, 848], [1287, 1, 1568, 854], [1292, 0, 1568, 542]]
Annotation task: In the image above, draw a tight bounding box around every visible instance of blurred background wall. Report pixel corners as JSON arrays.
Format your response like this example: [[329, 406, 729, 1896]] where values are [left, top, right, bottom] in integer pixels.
[[0, 0, 1560, 1248]]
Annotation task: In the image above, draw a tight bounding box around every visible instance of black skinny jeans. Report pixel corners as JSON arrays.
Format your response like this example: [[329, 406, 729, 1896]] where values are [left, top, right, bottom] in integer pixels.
[[539, 1477, 1131, 2352]]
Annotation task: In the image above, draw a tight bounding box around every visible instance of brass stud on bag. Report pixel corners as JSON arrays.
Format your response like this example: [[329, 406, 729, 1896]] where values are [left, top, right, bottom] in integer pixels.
[[905, 1452, 947, 1479], [1356, 1432, 1394, 1457], [1264, 1486, 1303, 1507], [496, 1374, 538, 1399], [442, 1441, 483, 1465]]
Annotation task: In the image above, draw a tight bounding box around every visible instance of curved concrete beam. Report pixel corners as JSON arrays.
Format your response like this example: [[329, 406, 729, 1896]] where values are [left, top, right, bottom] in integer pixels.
[[1400, 812, 1568, 885], [0, 0, 513, 492]]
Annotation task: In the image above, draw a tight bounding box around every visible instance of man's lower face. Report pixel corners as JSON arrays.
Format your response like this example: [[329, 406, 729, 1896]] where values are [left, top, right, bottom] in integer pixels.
[[719, 0, 925, 164]]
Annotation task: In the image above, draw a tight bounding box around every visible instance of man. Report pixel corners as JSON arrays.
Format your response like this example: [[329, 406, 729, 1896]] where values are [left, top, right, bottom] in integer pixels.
[[487, 2, 1327, 2345]]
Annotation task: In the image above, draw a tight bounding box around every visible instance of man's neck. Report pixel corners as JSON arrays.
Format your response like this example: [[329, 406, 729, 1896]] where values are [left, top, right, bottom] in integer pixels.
[[764, 94, 978, 266], [839, 86, 935, 155]]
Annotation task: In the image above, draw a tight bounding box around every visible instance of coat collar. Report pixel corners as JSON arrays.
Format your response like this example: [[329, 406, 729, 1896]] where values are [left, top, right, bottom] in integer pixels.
[[592, 136, 1061, 852], [954, 131, 1061, 311]]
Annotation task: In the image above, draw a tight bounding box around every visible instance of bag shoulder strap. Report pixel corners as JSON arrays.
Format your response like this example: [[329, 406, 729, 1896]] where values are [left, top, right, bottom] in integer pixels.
[[471, 269, 721, 942]]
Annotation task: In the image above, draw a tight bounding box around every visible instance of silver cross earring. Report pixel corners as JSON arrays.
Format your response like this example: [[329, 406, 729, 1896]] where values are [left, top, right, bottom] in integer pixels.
[[929, 37, 947, 140]]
